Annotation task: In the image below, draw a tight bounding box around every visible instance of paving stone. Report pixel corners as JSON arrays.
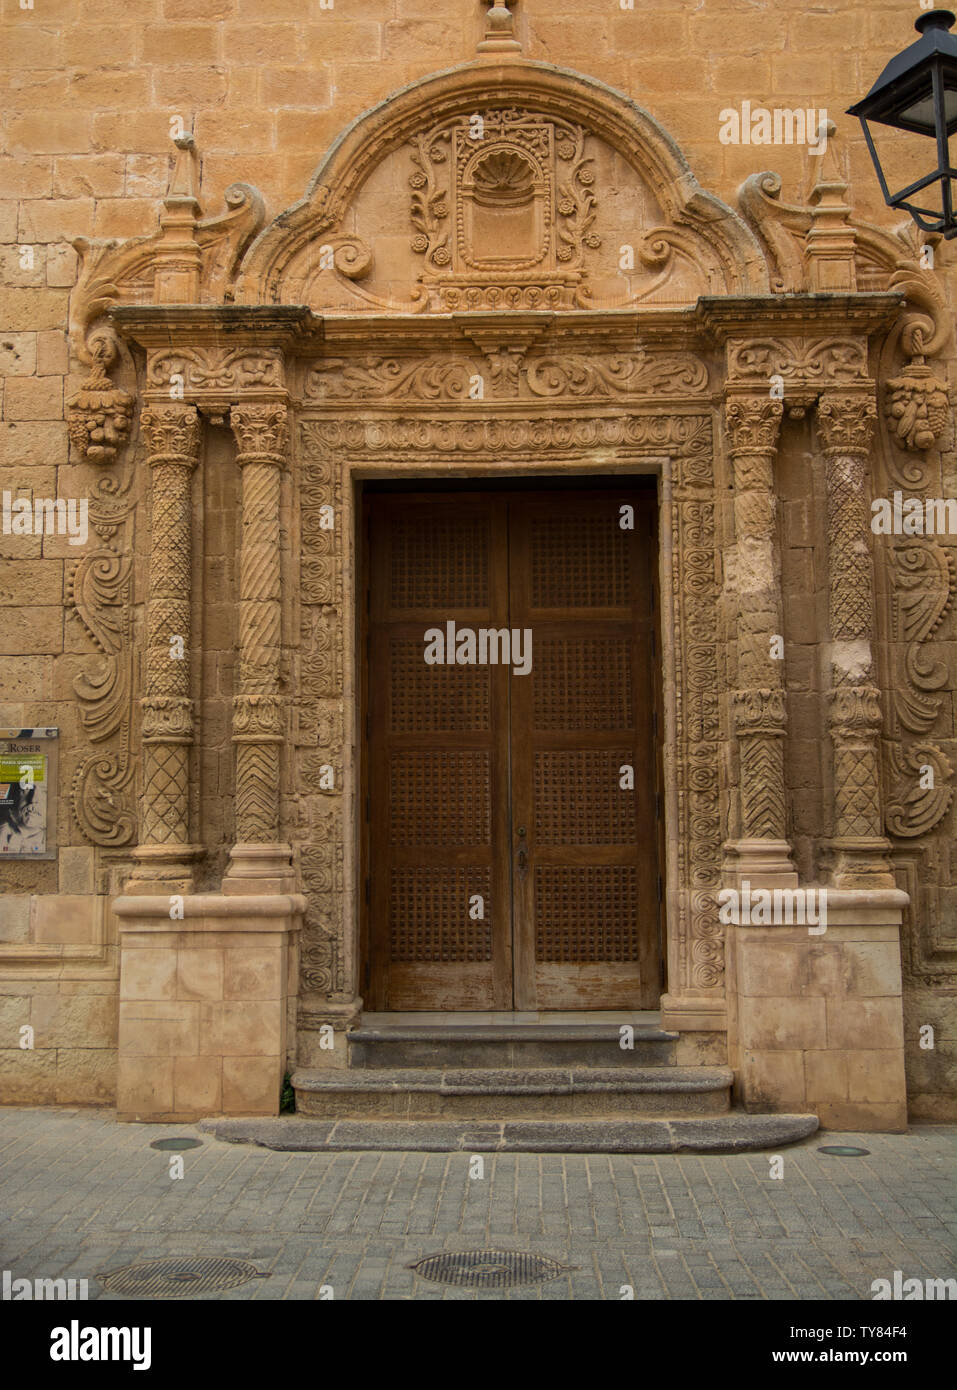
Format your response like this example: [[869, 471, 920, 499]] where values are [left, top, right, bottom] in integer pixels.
[[0, 1109, 954, 1300]]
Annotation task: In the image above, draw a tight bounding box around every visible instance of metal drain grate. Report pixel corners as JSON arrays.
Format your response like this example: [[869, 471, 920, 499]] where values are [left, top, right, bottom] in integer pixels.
[[409, 1250, 569, 1289], [97, 1256, 269, 1298]]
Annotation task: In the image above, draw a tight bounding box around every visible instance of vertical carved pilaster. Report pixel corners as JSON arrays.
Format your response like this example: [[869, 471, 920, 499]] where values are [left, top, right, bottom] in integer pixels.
[[724, 395, 797, 886], [818, 391, 895, 887], [226, 400, 293, 888], [129, 402, 201, 891]]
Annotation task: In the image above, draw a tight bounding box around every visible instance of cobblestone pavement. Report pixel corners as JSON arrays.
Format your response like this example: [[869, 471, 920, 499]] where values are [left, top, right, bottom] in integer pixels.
[[0, 1108, 954, 1301]]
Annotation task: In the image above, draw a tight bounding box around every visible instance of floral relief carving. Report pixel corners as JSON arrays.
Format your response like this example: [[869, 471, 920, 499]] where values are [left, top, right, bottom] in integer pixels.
[[727, 337, 868, 388], [69, 485, 138, 848], [146, 348, 284, 394], [304, 351, 708, 401], [885, 744, 954, 839]]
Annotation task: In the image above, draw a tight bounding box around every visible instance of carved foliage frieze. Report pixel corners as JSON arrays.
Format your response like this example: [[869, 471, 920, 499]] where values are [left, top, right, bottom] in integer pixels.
[[305, 350, 708, 402]]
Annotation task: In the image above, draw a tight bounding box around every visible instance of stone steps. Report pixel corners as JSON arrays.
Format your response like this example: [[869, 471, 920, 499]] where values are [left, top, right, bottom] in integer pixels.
[[291, 1064, 732, 1119], [346, 1024, 679, 1070], [201, 1112, 820, 1154]]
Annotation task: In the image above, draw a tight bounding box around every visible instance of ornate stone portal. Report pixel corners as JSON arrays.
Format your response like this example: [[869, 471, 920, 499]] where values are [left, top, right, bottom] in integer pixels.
[[65, 44, 953, 1128]]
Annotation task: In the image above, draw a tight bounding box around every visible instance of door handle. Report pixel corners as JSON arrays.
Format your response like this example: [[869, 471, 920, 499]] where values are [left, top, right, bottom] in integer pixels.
[[516, 844, 528, 879]]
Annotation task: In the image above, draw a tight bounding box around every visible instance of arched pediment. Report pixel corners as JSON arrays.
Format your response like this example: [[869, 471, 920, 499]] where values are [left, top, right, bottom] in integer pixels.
[[236, 59, 771, 311]]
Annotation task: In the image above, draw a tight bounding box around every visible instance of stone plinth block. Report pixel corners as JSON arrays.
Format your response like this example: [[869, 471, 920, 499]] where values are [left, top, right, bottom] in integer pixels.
[[113, 892, 304, 1123], [725, 888, 908, 1132]]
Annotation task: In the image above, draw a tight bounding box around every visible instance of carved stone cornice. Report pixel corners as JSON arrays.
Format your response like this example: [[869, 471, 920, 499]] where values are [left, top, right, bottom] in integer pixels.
[[817, 392, 878, 457], [230, 401, 289, 466], [697, 293, 903, 341]]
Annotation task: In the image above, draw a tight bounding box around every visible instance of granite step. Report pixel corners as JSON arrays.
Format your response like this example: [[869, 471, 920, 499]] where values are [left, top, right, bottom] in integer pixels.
[[347, 1024, 679, 1070], [201, 1112, 820, 1154], [291, 1064, 732, 1119]]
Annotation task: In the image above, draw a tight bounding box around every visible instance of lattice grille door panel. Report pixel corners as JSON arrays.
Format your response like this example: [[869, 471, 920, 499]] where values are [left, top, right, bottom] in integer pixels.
[[509, 492, 660, 1009], [367, 494, 512, 1009]]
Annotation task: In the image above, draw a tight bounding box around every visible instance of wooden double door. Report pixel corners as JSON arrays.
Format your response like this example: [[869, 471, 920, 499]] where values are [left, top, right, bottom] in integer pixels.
[[362, 483, 662, 1011]]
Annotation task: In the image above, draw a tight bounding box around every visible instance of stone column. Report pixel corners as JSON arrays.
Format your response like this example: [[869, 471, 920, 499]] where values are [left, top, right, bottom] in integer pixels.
[[817, 392, 895, 888], [128, 402, 201, 892], [224, 400, 294, 891], [724, 394, 798, 888]]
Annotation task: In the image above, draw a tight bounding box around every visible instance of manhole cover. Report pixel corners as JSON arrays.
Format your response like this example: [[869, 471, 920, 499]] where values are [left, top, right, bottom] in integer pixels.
[[97, 1257, 268, 1298], [150, 1137, 202, 1151], [408, 1250, 569, 1288], [818, 1145, 870, 1157]]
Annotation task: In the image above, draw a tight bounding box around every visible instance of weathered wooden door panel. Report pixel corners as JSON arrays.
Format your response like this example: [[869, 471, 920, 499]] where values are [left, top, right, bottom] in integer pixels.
[[364, 486, 659, 1011], [508, 492, 659, 1009], [366, 494, 512, 1009]]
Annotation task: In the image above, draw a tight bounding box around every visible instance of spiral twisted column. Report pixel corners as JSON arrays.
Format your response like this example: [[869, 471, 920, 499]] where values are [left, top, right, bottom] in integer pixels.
[[129, 401, 201, 892], [724, 394, 798, 888], [225, 400, 294, 890], [817, 392, 895, 887]]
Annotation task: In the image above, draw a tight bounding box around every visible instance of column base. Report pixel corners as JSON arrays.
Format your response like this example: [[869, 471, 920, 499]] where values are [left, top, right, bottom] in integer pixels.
[[722, 838, 799, 890], [659, 992, 727, 1033], [822, 836, 897, 890], [223, 842, 296, 895], [297, 997, 364, 1069], [124, 843, 205, 895]]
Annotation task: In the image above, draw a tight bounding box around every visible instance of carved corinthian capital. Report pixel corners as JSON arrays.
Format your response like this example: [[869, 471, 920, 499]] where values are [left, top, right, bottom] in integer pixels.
[[817, 392, 877, 457], [230, 401, 289, 464], [140, 401, 202, 463], [725, 396, 783, 465]]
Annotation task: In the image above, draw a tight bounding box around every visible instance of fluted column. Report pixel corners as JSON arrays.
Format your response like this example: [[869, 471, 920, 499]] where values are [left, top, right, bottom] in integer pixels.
[[129, 402, 201, 892], [817, 391, 894, 887], [225, 399, 293, 889], [724, 395, 797, 886]]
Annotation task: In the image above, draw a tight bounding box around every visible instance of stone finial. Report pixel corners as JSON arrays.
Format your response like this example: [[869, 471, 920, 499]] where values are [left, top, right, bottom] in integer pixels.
[[805, 119, 857, 292], [478, 0, 522, 55]]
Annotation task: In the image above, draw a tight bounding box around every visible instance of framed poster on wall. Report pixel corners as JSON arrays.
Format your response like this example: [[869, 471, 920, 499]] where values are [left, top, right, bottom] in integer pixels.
[[0, 728, 58, 860]]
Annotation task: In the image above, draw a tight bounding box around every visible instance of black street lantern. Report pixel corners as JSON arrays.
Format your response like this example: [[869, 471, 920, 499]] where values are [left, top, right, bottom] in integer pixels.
[[848, 8, 957, 237]]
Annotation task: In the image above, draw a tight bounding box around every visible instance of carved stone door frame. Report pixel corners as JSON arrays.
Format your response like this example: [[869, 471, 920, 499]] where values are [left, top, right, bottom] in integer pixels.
[[294, 389, 722, 1038]]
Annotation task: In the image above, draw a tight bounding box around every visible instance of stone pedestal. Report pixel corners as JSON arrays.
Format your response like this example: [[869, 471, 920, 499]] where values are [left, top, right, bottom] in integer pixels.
[[113, 893, 303, 1122], [725, 888, 909, 1131]]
